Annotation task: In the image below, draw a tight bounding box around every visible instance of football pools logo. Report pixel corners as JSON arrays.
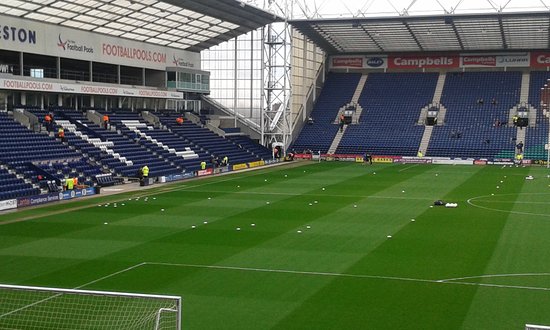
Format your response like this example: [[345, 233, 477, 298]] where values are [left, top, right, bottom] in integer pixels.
[[172, 55, 194, 67], [57, 34, 94, 53], [57, 34, 67, 50]]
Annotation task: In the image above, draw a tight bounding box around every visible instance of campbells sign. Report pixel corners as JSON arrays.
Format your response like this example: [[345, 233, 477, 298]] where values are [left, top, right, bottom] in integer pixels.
[[331, 57, 363, 68], [462, 56, 497, 67], [388, 55, 459, 69], [531, 52, 550, 68]]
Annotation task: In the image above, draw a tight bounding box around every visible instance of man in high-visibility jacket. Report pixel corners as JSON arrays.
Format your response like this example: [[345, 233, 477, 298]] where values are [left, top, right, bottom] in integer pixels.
[[142, 165, 149, 178], [222, 156, 228, 166], [515, 153, 523, 166], [200, 161, 206, 170]]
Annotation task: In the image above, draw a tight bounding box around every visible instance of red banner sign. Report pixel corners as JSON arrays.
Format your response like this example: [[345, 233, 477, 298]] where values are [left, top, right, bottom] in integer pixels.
[[197, 168, 213, 176], [531, 52, 550, 68], [462, 56, 497, 67], [332, 57, 363, 68], [294, 153, 312, 160], [388, 55, 459, 69]]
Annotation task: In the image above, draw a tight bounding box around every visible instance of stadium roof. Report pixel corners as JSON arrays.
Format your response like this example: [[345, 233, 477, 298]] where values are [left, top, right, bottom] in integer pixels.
[[290, 11, 550, 54], [3, 0, 282, 52]]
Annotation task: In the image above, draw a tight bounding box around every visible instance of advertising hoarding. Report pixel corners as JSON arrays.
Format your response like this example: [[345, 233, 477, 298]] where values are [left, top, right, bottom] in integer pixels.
[[0, 14, 200, 71]]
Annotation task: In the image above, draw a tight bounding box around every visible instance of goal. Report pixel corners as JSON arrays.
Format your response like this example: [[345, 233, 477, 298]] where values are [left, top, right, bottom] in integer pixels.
[[0, 284, 182, 329]]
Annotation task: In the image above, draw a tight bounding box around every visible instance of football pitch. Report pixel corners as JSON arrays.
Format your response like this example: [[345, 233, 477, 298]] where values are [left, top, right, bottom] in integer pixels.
[[1, 161, 550, 329]]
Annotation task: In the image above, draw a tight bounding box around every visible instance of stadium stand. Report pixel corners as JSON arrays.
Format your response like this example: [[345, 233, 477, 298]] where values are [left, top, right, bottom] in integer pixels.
[[157, 113, 267, 166], [427, 72, 521, 158], [336, 72, 438, 156], [89, 111, 186, 177], [0, 166, 38, 201], [2, 68, 550, 203], [289, 70, 550, 160], [226, 135, 273, 160], [291, 72, 361, 153], [525, 71, 550, 159], [0, 111, 91, 198]]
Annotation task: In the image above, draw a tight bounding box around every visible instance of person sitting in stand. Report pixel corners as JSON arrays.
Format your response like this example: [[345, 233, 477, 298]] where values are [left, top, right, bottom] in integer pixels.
[[176, 116, 184, 125], [307, 116, 314, 125], [491, 98, 498, 105], [494, 118, 501, 127], [477, 98, 484, 105]]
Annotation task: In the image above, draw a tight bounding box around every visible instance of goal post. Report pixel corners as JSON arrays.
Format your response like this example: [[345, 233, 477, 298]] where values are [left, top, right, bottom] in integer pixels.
[[0, 284, 182, 330], [526, 325, 550, 330]]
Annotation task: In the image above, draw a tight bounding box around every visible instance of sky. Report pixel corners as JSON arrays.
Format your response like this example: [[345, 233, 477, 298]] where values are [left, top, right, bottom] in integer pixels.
[[247, 0, 550, 19]]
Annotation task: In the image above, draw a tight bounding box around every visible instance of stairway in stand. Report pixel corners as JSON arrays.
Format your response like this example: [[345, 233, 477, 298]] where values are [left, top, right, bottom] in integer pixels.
[[329, 74, 367, 153], [328, 126, 346, 154], [418, 72, 446, 155]]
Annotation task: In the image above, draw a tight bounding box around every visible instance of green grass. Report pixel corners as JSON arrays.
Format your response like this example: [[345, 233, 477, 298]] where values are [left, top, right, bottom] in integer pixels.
[[1, 162, 550, 329]]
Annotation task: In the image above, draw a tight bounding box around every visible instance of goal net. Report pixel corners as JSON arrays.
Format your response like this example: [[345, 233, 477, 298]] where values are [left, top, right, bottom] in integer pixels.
[[0, 284, 181, 329]]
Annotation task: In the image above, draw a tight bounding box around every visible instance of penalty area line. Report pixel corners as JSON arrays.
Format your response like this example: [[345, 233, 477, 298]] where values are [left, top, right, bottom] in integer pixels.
[[144, 262, 550, 292]]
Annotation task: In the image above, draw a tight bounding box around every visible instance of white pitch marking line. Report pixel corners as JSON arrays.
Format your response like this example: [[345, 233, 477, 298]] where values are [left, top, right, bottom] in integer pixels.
[[175, 189, 434, 201], [442, 281, 550, 292], [467, 194, 550, 218], [74, 262, 147, 290], [470, 200, 550, 205], [143, 262, 550, 292], [0, 262, 147, 319], [438, 273, 550, 283], [144, 261, 433, 283]]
